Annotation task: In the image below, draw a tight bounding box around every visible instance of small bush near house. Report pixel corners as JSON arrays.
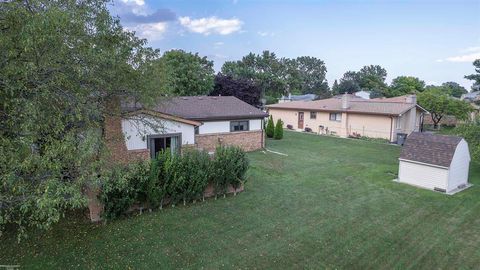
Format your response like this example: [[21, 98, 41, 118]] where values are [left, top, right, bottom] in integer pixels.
[[211, 146, 249, 197], [99, 161, 150, 219], [274, 119, 284, 140], [266, 116, 275, 138], [287, 124, 293, 130]]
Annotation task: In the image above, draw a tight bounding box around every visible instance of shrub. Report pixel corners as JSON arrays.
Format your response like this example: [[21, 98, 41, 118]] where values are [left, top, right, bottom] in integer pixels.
[[99, 161, 150, 219], [266, 116, 275, 138], [454, 121, 480, 161], [274, 119, 283, 140], [211, 146, 249, 197]]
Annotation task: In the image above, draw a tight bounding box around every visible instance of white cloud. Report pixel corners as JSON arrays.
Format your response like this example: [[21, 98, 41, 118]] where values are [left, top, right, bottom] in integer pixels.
[[119, 0, 147, 15], [179, 16, 243, 35], [257, 31, 275, 37], [438, 46, 480, 63], [126, 22, 168, 41], [214, 42, 224, 47]]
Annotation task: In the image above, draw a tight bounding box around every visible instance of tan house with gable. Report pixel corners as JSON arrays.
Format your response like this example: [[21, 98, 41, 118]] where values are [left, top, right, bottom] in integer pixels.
[[267, 94, 427, 142]]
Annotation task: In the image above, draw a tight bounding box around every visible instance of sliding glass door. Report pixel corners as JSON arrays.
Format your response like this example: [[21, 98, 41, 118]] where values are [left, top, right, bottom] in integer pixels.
[[148, 133, 181, 158]]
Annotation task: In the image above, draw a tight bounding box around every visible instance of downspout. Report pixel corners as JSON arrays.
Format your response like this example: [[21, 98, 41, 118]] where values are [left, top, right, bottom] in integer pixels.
[[389, 116, 393, 142], [261, 118, 265, 149]]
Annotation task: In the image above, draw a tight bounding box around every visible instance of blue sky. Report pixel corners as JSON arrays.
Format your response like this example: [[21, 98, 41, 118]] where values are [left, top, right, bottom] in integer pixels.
[[111, 0, 480, 90]]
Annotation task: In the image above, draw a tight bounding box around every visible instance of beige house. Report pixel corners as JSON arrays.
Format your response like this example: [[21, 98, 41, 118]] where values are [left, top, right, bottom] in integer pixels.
[[267, 94, 427, 142]]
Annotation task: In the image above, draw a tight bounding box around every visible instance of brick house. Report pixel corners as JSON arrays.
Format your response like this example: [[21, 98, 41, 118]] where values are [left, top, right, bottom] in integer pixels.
[[105, 96, 268, 163]]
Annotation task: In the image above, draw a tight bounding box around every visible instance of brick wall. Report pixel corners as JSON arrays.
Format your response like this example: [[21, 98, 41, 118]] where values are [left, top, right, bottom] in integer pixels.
[[195, 130, 264, 152], [104, 112, 150, 164]]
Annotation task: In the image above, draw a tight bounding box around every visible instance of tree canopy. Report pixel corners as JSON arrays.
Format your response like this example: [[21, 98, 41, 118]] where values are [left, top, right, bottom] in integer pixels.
[[210, 74, 261, 107], [151, 50, 214, 96], [0, 0, 159, 237], [221, 51, 329, 102], [333, 65, 388, 96], [440, 82, 468, 98], [465, 59, 480, 91], [389, 76, 425, 97], [418, 88, 472, 129]]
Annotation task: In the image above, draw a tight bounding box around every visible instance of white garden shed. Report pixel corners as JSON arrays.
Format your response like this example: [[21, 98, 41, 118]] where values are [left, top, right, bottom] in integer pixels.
[[398, 132, 471, 194]]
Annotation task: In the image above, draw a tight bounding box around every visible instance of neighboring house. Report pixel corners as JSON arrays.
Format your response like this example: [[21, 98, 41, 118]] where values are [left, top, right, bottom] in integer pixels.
[[278, 93, 317, 103], [397, 132, 471, 194], [267, 94, 427, 142], [461, 91, 480, 102], [105, 96, 268, 163]]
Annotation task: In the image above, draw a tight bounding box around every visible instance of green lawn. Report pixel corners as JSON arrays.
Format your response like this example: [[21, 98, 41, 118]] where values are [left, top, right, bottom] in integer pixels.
[[2, 131, 480, 269]]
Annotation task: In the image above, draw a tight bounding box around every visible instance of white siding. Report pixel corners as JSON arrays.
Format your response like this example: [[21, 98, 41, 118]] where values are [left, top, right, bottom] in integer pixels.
[[122, 115, 195, 150], [448, 139, 471, 192], [398, 160, 448, 191], [199, 119, 263, 134]]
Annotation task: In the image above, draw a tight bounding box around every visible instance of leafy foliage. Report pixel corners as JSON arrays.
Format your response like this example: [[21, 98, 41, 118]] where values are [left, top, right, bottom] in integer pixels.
[[274, 119, 284, 140], [453, 119, 480, 161], [152, 49, 215, 96], [440, 82, 468, 98], [418, 88, 473, 129], [221, 51, 329, 100], [465, 59, 480, 91], [389, 76, 425, 96], [266, 116, 275, 138], [333, 65, 388, 96], [0, 0, 159, 236], [99, 147, 248, 218], [210, 73, 261, 107], [211, 146, 249, 196], [99, 161, 150, 220]]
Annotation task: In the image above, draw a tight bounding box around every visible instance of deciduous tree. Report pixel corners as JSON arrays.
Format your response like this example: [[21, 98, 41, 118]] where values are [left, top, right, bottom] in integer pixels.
[[418, 88, 472, 129], [152, 50, 214, 96], [465, 59, 480, 91], [389, 76, 425, 97], [210, 74, 261, 107], [0, 0, 159, 237]]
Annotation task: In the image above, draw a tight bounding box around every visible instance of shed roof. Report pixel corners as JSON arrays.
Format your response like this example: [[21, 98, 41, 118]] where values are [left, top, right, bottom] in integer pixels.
[[399, 132, 463, 168], [123, 96, 268, 121]]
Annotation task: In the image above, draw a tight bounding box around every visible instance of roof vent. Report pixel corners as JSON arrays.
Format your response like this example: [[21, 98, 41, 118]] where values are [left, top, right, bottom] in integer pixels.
[[181, 97, 188, 100], [212, 97, 217, 100]]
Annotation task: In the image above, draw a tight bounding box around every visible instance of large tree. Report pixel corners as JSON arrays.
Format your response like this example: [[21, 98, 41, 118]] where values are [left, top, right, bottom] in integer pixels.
[[287, 56, 329, 97], [357, 65, 388, 93], [389, 76, 425, 97], [0, 0, 159, 236], [222, 51, 287, 100], [210, 74, 261, 107], [334, 71, 361, 94], [152, 50, 214, 96], [418, 88, 472, 129], [465, 59, 480, 91], [441, 82, 468, 98]]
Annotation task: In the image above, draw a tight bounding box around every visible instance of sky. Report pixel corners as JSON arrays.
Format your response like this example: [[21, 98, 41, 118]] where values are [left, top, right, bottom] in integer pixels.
[[110, 0, 480, 90]]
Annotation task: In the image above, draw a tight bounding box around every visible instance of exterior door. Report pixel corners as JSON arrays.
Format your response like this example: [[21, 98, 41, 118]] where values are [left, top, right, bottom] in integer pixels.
[[298, 112, 304, 129]]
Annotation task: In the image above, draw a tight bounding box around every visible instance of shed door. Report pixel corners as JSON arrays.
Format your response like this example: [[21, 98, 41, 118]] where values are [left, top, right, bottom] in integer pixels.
[[298, 112, 304, 129]]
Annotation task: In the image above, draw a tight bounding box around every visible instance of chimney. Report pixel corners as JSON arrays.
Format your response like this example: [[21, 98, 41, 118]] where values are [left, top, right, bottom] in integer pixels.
[[342, 92, 350, 109], [406, 94, 417, 104]]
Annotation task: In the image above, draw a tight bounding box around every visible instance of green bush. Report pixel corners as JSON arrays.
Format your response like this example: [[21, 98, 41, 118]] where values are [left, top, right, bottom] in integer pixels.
[[98, 147, 249, 219], [454, 121, 480, 161], [99, 161, 150, 219], [274, 119, 283, 140], [211, 146, 249, 197], [266, 116, 275, 138]]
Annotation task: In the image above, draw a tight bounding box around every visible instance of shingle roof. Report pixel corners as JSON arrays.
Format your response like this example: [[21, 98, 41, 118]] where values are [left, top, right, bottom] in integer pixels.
[[267, 96, 419, 116], [399, 132, 463, 168], [124, 96, 268, 121]]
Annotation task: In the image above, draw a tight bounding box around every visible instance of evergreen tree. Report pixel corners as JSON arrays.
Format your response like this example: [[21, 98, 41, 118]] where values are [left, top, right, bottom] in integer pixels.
[[274, 119, 284, 140], [266, 116, 275, 138]]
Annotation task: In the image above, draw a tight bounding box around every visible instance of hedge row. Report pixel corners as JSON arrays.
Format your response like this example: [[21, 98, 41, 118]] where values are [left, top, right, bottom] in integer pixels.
[[99, 146, 249, 219]]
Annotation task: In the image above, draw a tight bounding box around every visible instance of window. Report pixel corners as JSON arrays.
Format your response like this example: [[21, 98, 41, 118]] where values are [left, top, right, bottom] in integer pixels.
[[396, 117, 402, 129], [194, 126, 199, 135], [310, 112, 317, 119], [230, 121, 249, 132], [148, 134, 181, 158], [329, 113, 342, 121]]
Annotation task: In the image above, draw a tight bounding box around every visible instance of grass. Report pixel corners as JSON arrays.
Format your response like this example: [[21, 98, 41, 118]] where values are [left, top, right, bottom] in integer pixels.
[[1, 131, 480, 269]]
